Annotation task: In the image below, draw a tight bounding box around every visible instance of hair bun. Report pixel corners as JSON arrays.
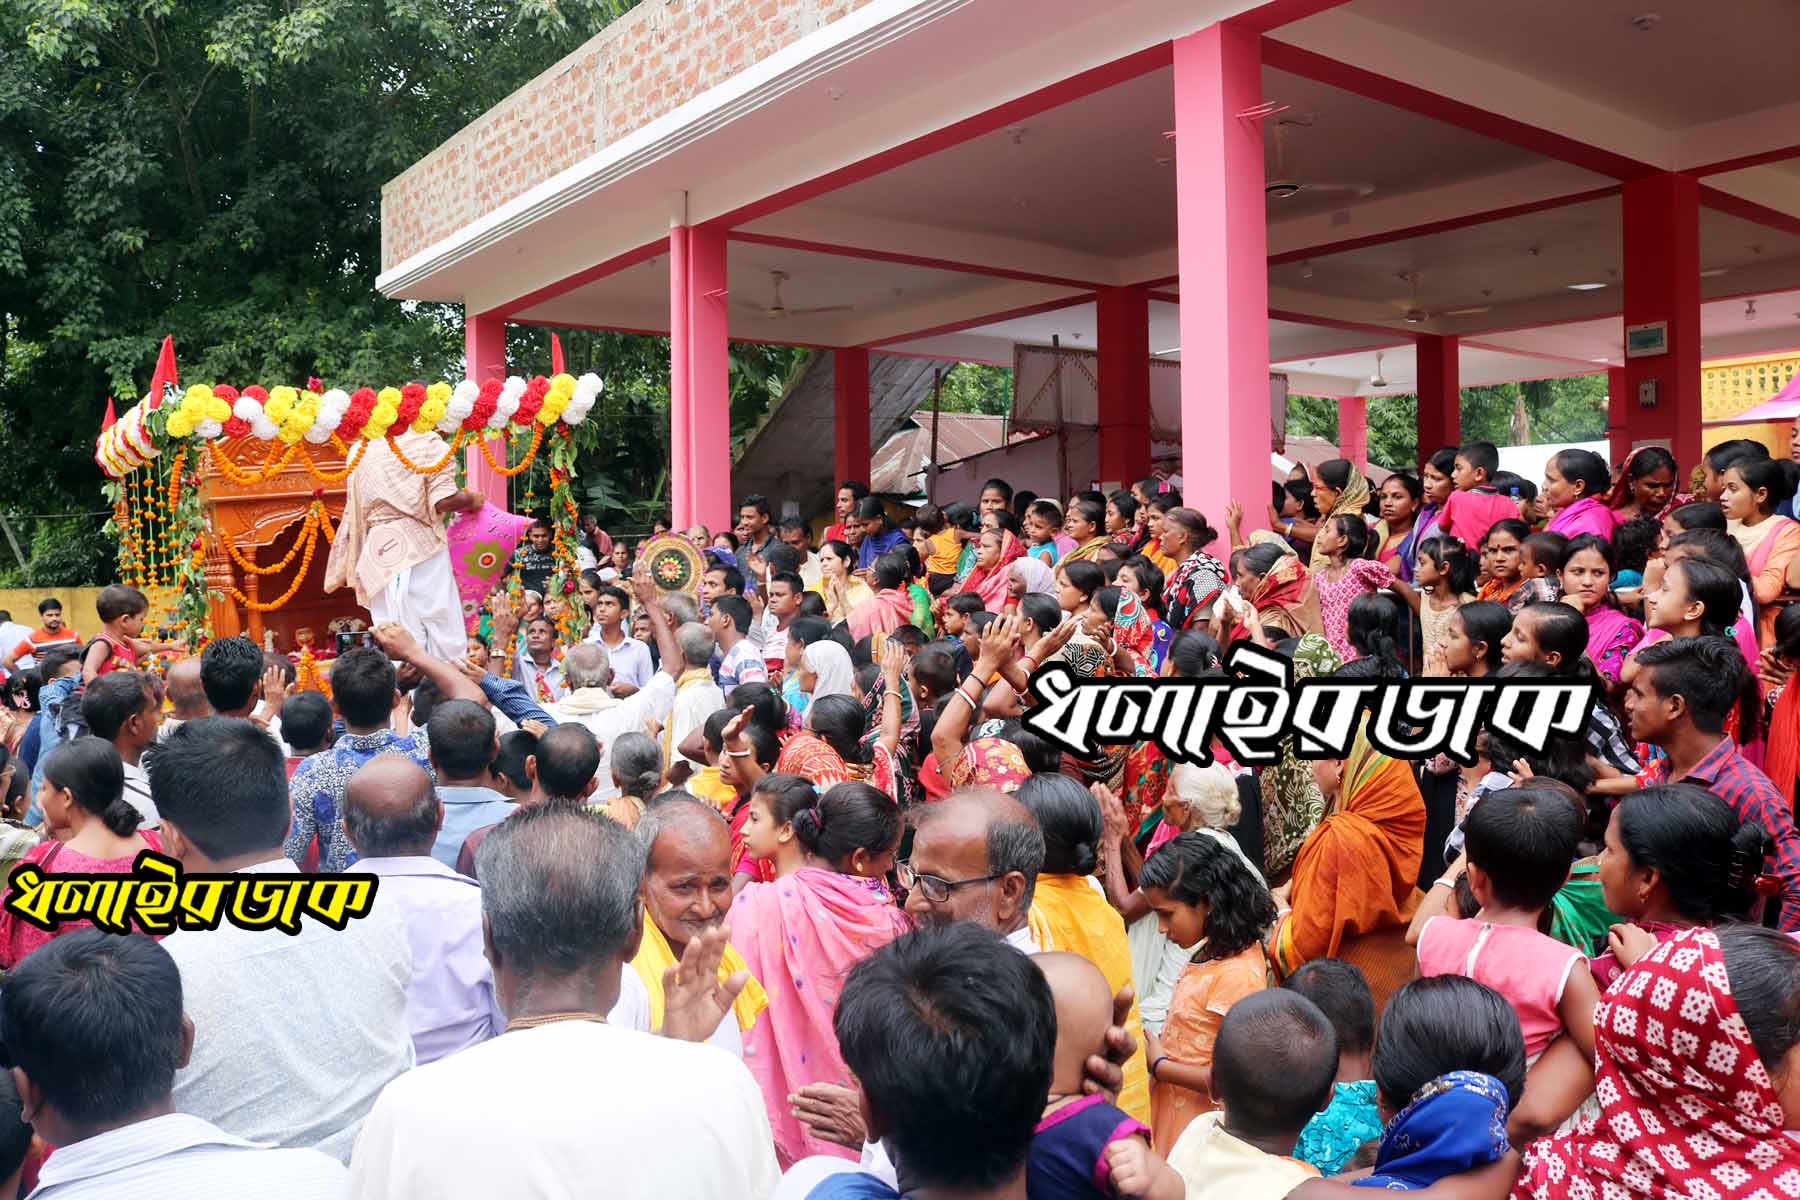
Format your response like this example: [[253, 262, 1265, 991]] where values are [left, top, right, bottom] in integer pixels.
[[791, 805, 825, 849], [1071, 843, 1099, 876]]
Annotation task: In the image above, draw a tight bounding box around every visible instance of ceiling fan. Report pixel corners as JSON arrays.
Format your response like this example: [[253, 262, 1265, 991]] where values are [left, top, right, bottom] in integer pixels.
[[733, 270, 854, 320], [1266, 118, 1376, 201], [1386, 271, 1492, 324]]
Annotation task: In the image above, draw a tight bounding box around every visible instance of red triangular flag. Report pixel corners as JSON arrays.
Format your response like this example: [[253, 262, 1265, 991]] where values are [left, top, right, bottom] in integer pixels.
[[146, 336, 178, 409], [550, 333, 565, 376], [101, 396, 117, 430]]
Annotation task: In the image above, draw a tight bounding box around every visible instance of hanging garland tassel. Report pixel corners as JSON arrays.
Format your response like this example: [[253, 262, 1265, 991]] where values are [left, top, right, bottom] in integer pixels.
[[220, 499, 336, 612]]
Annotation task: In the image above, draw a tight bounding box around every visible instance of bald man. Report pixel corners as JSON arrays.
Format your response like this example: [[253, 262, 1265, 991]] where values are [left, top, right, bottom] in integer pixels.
[[608, 797, 765, 1056], [160, 656, 212, 740], [344, 755, 502, 1064], [902, 788, 1045, 951]]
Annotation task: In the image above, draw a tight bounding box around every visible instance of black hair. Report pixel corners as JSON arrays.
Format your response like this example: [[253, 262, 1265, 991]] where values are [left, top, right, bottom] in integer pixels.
[[427, 700, 497, 780], [1163, 506, 1218, 550], [1716, 924, 1800, 1077], [0, 930, 186, 1127], [1614, 784, 1768, 924], [807, 694, 869, 765], [915, 505, 946, 535], [762, 544, 802, 575], [738, 493, 771, 518], [1284, 478, 1320, 520], [1239, 541, 1289, 579], [791, 781, 901, 870], [1557, 532, 1615, 577], [1107, 490, 1139, 526], [1381, 472, 1424, 506], [981, 478, 1015, 504], [1415, 536, 1476, 595], [595, 583, 631, 610], [34, 644, 81, 687], [1480, 680, 1597, 795], [93, 584, 148, 623], [1026, 500, 1064, 532], [1521, 530, 1568, 575], [752, 772, 818, 825], [797, 592, 827, 618], [1120, 555, 1165, 607], [330, 647, 398, 728], [1284, 959, 1376, 1056], [1667, 502, 1727, 534], [777, 515, 810, 537], [787, 615, 834, 648], [1093, 585, 1123, 623], [726, 680, 789, 735], [1705, 437, 1770, 474], [1138, 831, 1277, 961], [494, 730, 537, 791], [712, 594, 752, 635], [534, 723, 600, 799], [41, 736, 138, 836], [910, 646, 959, 702], [713, 531, 740, 551], [1463, 784, 1581, 910], [1058, 559, 1104, 602], [1634, 635, 1753, 737], [767, 569, 806, 599], [1615, 516, 1659, 580], [198, 636, 264, 713], [704, 707, 780, 768], [1456, 440, 1499, 479], [872, 551, 909, 592], [280, 691, 333, 753], [1623, 445, 1677, 484], [1549, 447, 1611, 500], [1373, 976, 1526, 1114], [834, 924, 1053, 1192], [80, 671, 153, 742], [1777, 600, 1800, 661], [1331, 512, 1371, 559], [1345, 592, 1407, 678], [0, 1069, 30, 1183], [1018, 593, 1063, 638], [1211, 990, 1340, 1138], [409, 677, 444, 726], [946, 592, 987, 619], [706, 564, 745, 595], [1068, 498, 1105, 531], [942, 501, 980, 533], [144, 718, 288, 859], [36, 596, 61, 616], [892, 624, 925, 650], [1662, 556, 1745, 641], [1316, 459, 1356, 492], [1482, 517, 1531, 550], [838, 479, 871, 502], [1015, 774, 1101, 876], [1164, 629, 1221, 677], [1667, 528, 1751, 587], [1490, 471, 1536, 502], [855, 496, 889, 524], [1726, 456, 1800, 510], [994, 718, 1060, 775]]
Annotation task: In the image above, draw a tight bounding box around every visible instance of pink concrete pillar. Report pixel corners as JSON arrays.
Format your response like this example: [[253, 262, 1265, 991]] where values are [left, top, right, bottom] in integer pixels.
[[464, 312, 508, 507], [1607, 366, 1629, 468], [1415, 334, 1461, 458], [834, 347, 872, 487], [1337, 395, 1368, 472], [1097, 285, 1152, 488], [1173, 22, 1268, 535], [669, 225, 733, 532], [1622, 173, 1702, 469]]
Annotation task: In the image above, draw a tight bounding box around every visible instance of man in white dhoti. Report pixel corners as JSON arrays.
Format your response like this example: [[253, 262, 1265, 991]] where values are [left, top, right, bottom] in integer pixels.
[[325, 431, 481, 661]]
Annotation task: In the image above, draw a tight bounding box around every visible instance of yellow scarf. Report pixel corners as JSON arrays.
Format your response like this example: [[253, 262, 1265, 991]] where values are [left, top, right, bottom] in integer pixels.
[[662, 667, 717, 761], [1027, 874, 1151, 1125], [629, 908, 770, 1035]]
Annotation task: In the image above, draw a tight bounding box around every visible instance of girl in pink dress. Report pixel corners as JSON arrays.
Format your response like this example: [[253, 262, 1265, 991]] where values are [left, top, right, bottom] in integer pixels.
[[1720, 457, 1800, 649], [1558, 534, 1642, 686], [1309, 514, 1395, 663]]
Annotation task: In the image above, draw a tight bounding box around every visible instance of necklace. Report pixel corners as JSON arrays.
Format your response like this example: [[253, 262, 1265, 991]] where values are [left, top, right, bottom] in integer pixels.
[[504, 1011, 608, 1033]]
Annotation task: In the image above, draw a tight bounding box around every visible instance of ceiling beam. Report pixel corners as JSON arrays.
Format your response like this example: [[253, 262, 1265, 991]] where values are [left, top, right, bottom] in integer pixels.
[[1699, 185, 1800, 241]]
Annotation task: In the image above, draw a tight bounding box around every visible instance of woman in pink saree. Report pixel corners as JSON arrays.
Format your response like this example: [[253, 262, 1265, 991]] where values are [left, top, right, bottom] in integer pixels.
[[846, 551, 916, 642], [729, 780, 909, 1167], [957, 528, 1026, 614]]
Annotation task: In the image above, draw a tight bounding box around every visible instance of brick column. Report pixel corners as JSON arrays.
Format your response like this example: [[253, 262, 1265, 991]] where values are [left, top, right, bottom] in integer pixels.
[[1174, 22, 1269, 535]]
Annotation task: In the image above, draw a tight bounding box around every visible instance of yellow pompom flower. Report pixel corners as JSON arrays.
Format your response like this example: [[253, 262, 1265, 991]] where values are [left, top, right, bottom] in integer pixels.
[[377, 386, 402, 409], [166, 412, 195, 439], [535, 393, 569, 426], [205, 396, 232, 422], [277, 424, 304, 445], [265, 387, 297, 423], [426, 381, 451, 406], [415, 396, 448, 432]]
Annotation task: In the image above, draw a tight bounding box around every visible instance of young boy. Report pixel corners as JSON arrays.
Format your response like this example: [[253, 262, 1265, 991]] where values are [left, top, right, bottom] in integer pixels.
[[1034, 952, 1182, 1199], [80, 584, 178, 683], [916, 505, 962, 596], [709, 595, 766, 690], [1284, 961, 1383, 1176], [586, 583, 652, 695], [513, 518, 558, 595], [939, 592, 986, 643], [1515, 531, 1567, 609], [1155, 990, 1333, 1200], [1442, 441, 1520, 553]]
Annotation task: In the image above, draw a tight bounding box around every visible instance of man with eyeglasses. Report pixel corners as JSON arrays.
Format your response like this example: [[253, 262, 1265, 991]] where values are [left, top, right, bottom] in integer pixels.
[[898, 789, 1044, 953]]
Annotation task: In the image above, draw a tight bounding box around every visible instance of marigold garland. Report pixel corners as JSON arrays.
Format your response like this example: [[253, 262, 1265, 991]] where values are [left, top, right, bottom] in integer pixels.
[[215, 501, 333, 577], [223, 502, 334, 612], [385, 430, 468, 475], [207, 440, 299, 487], [479, 423, 547, 478], [297, 441, 367, 485]]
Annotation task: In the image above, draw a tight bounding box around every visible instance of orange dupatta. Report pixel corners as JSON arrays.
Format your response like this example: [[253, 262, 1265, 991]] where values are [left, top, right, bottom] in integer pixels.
[[1272, 729, 1424, 976]]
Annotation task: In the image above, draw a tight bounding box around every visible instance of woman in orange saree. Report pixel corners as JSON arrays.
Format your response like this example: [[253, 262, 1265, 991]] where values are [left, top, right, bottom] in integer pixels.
[[1269, 724, 1424, 1011]]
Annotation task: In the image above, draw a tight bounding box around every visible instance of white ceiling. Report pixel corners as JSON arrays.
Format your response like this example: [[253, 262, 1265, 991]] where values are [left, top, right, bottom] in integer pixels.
[[1349, 0, 1800, 130]]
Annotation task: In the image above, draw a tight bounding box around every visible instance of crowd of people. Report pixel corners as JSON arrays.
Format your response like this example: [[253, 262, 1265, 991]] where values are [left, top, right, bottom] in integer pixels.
[[0, 436, 1799, 1199]]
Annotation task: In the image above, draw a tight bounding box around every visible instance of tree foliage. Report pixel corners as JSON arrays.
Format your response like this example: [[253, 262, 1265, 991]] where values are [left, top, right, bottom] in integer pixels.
[[0, 0, 640, 581], [1286, 375, 1607, 471]]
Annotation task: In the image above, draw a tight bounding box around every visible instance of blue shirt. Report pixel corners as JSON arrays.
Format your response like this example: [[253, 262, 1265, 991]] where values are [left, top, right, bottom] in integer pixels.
[[432, 786, 517, 870], [1295, 1079, 1384, 1176], [857, 526, 908, 570], [285, 728, 433, 872]]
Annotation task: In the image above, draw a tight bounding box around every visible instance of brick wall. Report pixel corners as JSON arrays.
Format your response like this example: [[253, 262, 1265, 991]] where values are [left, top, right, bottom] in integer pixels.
[[382, 0, 881, 274]]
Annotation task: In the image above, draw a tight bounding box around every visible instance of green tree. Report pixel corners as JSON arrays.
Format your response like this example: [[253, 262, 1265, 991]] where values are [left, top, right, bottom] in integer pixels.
[[0, 0, 640, 581], [934, 362, 1013, 415]]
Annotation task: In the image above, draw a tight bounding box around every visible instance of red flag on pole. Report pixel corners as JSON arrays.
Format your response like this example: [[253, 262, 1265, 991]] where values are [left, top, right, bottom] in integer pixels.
[[101, 396, 117, 431], [146, 336, 178, 410], [550, 333, 565, 376]]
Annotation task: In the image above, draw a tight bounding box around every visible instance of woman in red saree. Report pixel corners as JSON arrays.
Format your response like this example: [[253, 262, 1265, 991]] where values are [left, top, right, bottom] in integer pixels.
[[956, 528, 1025, 614], [728, 781, 910, 1167], [1226, 536, 1319, 644]]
